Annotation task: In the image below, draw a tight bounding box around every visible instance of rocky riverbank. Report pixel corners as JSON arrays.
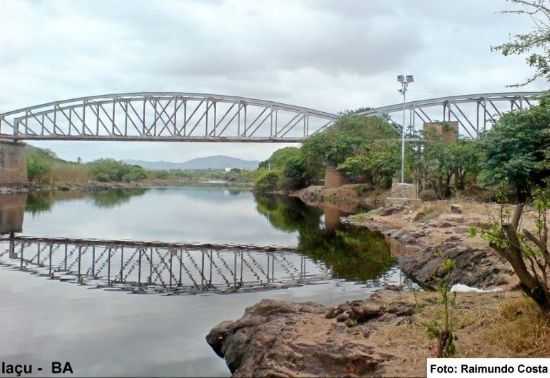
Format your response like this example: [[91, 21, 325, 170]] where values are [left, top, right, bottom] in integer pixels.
[[205, 186, 548, 376], [207, 289, 547, 377], [344, 200, 519, 290], [292, 184, 387, 213], [293, 184, 518, 290]]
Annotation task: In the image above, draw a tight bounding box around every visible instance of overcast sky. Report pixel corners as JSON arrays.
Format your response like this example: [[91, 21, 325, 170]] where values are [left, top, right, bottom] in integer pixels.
[[0, 0, 547, 163]]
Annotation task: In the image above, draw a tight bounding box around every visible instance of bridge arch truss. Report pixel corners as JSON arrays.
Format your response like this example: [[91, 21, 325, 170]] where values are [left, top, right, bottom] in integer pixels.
[[362, 91, 547, 138], [0, 92, 337, 143]]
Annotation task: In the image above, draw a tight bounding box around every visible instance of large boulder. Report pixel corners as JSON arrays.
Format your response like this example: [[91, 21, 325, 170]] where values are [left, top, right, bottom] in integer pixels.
[[398, 241, 514, 289], [206, 299, 407, 377]]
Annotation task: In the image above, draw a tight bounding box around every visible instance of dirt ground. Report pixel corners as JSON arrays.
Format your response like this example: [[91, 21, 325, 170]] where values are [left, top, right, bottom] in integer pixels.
[[369, 289, 550, 377]]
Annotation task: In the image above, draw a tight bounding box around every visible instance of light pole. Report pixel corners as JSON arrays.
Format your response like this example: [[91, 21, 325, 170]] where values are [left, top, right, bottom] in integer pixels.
[[397, 74, 414, 183]]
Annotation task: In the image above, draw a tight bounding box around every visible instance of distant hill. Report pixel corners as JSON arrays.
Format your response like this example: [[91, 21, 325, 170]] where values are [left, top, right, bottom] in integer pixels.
[[125, 155, 259, 171]]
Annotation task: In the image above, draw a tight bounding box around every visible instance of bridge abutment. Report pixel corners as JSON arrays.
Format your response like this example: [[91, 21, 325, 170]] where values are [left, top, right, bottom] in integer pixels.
[[0, 140, 28, 189]]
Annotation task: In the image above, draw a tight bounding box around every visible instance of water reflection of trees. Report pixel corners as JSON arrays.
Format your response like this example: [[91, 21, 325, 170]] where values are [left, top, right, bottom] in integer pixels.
[[254, 194, 395, 281], [26, 189, 148, 214], [90, 189, 147, 208]]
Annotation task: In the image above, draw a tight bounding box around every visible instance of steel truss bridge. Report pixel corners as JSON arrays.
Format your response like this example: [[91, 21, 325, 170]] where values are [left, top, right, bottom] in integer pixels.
[[0, 236, 332, 295], [0, 92, 337, 143], [0, 91, 546, 142], [362, 91, 546, 138]]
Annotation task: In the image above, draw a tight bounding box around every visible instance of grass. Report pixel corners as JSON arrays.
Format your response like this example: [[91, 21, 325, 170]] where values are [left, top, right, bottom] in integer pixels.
[[369, 290, 550, 374], [47, 162, 90, 185], [484, 297, 550, 356]]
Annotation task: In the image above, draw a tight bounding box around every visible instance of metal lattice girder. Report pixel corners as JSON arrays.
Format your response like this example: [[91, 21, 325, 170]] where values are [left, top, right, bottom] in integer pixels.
[[0, 236, 329, 295], [360, 91, 547, 138], [0, 92, 337, 142]]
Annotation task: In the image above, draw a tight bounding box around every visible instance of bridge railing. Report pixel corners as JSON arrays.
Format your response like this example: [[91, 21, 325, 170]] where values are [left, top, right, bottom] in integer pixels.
[[0, 92, 337, 142]]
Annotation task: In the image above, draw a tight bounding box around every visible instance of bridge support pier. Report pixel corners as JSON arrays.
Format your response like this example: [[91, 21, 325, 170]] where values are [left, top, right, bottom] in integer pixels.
[[0, 140, 28, 190], [0, 193, 26, 235], [324, 166, 347, 188]]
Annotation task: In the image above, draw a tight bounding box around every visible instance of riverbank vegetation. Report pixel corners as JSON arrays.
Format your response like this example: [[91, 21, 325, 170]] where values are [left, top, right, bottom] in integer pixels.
[[24, 146, 256, 189], [255, 93, 550, 315], [256, 96, 549, 203]]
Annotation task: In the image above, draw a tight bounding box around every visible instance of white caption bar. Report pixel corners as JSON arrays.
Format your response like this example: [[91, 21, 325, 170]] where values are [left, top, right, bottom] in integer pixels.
[[428, 358, 550, 377]]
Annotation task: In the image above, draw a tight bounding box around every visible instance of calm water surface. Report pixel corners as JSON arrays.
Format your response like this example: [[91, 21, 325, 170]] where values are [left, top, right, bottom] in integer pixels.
[[0, 187, 402, 377]]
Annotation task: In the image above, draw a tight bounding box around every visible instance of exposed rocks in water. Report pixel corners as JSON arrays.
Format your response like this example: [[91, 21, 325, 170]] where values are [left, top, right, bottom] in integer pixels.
[[292, 184, 387, 213], [206, 299, 414, 377], [345, 202, 517, 290], [398, 242, 512, 289]]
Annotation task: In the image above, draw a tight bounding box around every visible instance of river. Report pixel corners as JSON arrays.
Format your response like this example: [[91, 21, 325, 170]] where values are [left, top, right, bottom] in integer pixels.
[[0, 187, 404, 377]]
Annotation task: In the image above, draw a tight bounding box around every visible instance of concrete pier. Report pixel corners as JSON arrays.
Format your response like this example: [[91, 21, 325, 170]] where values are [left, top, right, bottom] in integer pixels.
[[324, 166, 347, 188], [0, 193, 26, 234], [0, 141, 28, 188]]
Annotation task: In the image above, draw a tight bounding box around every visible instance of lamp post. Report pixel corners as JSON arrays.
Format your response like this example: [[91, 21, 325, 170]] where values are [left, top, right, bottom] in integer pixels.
[[397, 74, 414, 183]]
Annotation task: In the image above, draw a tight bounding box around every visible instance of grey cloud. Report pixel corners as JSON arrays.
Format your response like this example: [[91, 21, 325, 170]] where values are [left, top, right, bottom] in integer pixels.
[[0, 0, 546, 162]]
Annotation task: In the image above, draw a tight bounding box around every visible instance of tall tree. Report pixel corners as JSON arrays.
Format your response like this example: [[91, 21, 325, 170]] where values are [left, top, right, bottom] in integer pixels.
[[493, 0, 550, 85]]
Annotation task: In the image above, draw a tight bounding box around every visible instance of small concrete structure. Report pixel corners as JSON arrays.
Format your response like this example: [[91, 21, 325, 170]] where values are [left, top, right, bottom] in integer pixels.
[[324, 166, 347, 188], [385, 182, 420, 207], [0, 141, 28, 188], [423, 121, 458, 144]]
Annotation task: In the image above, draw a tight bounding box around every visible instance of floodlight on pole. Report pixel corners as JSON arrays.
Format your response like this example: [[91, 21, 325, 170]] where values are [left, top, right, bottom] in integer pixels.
[[397, 73, 414, 183]]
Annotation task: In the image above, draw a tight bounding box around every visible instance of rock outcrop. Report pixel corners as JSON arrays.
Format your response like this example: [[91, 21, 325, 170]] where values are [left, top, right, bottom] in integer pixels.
[[206, 298, 414, 377], [345, 204, 516, 290], [398, 242, 512, 289]]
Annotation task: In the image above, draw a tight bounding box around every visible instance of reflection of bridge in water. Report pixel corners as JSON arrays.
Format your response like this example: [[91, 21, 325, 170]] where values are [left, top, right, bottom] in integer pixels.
[[0, 236, 336, 295]]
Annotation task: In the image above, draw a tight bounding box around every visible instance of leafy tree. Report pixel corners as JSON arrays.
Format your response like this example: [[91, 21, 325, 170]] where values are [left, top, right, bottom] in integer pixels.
[[472, 188, 550, 314], [259, 147, 302, 170], [280, 155, 309, 190], [414, 127, 482, 198], [302, 115, 399, 181], [448, 140, 483, 191], [338, 140, 401, 189], [25, 147, 59, 183], [493, 0, 550, 85], [415, 140, 455, 198], [472, 99, 550, 315], [27, 154, 51, 183], [480, 97, 550, 201], [89, 159, 146, 182], [254, 170, 281, 193]]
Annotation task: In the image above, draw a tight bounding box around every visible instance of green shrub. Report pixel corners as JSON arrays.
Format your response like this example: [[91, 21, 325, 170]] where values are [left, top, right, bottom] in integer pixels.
[[27, 154, 51, 182], [88, 159, 146, 182], [255, 170, 281, 192], [338, 139, 400, 188], [259, 147, 303, 170], [302, 115, 399, 181], [280, 155, 308, 190], [479, 96, 550, 201]]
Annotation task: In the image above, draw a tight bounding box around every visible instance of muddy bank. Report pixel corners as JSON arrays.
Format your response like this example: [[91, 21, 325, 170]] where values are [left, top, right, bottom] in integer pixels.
[[207, 290, 543, 377]]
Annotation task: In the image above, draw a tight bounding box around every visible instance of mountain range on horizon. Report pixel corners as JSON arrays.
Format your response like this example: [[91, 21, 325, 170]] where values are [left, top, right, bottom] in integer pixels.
[[125, 155, 260, 171]]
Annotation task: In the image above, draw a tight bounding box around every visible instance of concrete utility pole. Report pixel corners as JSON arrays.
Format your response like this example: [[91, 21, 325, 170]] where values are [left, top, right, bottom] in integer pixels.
[[397, 74, 414, 183]]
